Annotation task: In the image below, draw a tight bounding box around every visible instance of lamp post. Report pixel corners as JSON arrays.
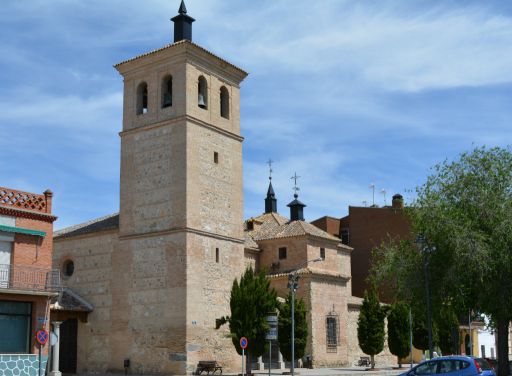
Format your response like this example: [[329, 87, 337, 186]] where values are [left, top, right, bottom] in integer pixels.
[[416, 235, 436, 359], [287, 257, 323, 376]]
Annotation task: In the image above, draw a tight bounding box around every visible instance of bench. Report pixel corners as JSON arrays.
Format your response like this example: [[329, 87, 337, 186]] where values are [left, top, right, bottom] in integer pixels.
[[357, 356, 371, 367], [194, 361, 223, 375]]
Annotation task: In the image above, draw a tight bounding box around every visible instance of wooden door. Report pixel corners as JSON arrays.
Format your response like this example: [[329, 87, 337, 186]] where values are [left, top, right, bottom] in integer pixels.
[[59, 319, 78, 374]]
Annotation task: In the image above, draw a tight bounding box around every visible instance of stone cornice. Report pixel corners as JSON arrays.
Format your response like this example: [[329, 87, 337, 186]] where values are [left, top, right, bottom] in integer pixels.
[[119, 226, 244, 244], [0, 206, 57, 223], [119, 114, 244, 143], [268, 268, 351, 283], [115, 40, 248, 85]]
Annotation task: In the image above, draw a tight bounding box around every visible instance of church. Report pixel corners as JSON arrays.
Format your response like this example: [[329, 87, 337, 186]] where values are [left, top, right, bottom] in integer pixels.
[[51, 2, 394, 374]]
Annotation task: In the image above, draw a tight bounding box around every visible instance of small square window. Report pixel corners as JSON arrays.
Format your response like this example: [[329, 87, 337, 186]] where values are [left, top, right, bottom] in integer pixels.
[[215, 248, 220, 263], [278, 247, 287, 260], [247, 221, 254, 231], [214, 152, 219, 164], [320, 248, 325, 260]]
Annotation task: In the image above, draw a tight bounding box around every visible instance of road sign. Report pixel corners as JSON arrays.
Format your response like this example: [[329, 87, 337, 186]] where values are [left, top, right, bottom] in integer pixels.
[[36, 330, 49, 346], [240, 337, 248, 349], [266, 315, 278, 340]]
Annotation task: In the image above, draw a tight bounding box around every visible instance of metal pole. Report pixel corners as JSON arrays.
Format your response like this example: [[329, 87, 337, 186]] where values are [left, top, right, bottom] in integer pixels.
[[291, 280, 295, 376], [38, 344, 42, 376], [269, 340, 272, 376], [409, 307, 413, 369], [242, 348, 244, 376], [468, 310, 472, 356], [424, 254, 433, 359]]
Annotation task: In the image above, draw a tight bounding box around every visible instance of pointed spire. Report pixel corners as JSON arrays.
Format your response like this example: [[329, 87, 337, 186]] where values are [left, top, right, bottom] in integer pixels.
[[287, 172, 306, 221], [178, 0, 187, 14], [171, 0, 195, 43], [265, 159, 277, 213]]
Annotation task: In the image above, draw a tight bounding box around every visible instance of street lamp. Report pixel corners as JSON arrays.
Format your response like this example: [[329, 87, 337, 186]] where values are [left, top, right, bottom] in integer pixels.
[[416, 235, 436, 360], [287, 257, 323, 376]]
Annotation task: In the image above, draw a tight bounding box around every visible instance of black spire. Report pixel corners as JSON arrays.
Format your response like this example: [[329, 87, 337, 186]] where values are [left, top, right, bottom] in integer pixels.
[[171, 0, 195, 43], [287, 172, 306, 221], [265, 182, 277, 213], [264, 159, 277, 213]]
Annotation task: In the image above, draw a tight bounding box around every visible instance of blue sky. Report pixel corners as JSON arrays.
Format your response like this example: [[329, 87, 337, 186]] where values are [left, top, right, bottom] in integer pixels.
[[1, 0, 511, 230]]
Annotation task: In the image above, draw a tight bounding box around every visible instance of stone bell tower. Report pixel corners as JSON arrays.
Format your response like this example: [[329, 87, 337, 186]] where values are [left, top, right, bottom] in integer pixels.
[[113, 1, 248, 374]]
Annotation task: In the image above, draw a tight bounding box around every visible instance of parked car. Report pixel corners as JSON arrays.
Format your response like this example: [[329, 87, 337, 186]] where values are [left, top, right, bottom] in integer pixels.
[[399, 356, 495, 376]]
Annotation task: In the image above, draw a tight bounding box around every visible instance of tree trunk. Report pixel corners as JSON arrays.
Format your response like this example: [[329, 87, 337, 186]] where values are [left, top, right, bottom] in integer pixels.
[[246, 352, 253, 375], [371, 354, 375, 369], [496, 319, 509, 376]]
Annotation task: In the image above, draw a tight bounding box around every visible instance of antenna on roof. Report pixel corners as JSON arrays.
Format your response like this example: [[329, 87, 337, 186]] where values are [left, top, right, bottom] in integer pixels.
[[267, 158, 273, 181], [369, 183, 375, 206], [380, 189, 387, 206], [362, 200, 367, 207]]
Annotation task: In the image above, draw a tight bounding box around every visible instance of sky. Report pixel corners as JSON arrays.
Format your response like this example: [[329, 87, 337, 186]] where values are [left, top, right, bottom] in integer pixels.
[[1, 0, 511, 230]]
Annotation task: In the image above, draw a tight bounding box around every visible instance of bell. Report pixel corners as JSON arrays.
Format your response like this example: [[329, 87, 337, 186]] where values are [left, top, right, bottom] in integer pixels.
[[163, 93, 172, 108], [198, 93, 206, 109]]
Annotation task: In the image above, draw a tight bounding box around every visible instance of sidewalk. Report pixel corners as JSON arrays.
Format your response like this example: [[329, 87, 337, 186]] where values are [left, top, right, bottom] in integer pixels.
[[227, 365, 410, 376]]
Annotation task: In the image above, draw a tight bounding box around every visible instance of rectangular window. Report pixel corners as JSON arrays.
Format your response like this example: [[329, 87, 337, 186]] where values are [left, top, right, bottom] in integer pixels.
[[0, 301, 32, 353], [246, 221, 254, 231], [215, 248, 220, 263], [320, 248, 325, 260], [340, 228, 349, 245], [326, 315, 339, 352], [214, 152, 219, 164], [278, 247, 287, 260]]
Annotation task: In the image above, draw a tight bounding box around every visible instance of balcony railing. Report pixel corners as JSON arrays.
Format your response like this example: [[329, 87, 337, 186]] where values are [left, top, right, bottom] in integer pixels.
[[0, 264, 61, 293]]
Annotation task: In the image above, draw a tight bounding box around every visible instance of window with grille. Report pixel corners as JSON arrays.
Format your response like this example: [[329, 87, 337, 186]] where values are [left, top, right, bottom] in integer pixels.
[[326, 315, 339, 352]]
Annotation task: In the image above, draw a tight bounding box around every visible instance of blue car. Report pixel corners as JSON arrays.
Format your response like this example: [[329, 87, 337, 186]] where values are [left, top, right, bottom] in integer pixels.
[[399, 356, 495, 376]]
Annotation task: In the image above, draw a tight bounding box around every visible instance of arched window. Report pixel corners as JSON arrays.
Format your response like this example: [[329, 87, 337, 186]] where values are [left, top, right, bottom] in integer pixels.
[[136, 82, 148, 115], [198, 76, 208, 109], [220, 86, 229, 119], [161, 75, 173, 108]]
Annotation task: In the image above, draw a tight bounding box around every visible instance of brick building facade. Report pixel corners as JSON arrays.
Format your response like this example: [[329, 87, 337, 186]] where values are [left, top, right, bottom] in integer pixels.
[[0, 187, 59, 359]]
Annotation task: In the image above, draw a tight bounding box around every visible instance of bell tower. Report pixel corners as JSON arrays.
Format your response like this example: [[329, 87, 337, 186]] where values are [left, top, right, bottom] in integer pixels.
[[113, 2, 248, 374]]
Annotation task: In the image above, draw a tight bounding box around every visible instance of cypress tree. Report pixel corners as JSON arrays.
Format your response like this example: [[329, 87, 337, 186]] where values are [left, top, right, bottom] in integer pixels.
[[217, 267, 277, 373], [357, 288, 386, 369], [278, 292, 308, 363], [387, 303, 411, 367]]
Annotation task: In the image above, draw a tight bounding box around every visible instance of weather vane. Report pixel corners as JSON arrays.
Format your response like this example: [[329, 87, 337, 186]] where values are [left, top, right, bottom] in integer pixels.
[[291, 172, 301, 198], [267, 158, 273, 180]]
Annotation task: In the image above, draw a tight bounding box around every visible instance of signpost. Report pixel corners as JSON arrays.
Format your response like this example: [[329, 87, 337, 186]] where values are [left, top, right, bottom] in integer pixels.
[[240, 337, 248, 376], [36, 330, 48, 376], [266, 315, 278, 376]]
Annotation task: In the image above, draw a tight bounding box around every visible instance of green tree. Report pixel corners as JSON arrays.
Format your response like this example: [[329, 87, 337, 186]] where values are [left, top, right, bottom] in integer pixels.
[[277, 292, 308, 364], [357, 288, 386, 369], [372, 147, 512, 376], [435, 306, 459, 356], [387, 303, 411, 368], [217, 267, 277, 373]]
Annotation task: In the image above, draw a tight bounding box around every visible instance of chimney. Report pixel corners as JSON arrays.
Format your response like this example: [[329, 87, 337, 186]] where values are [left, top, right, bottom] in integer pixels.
[[44, 189, 53, 213], [392, 193, 404, 209]]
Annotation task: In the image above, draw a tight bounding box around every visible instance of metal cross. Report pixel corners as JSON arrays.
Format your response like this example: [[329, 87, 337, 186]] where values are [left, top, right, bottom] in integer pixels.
[[291, 172, 301, 196], [267, 158, 273, 180]]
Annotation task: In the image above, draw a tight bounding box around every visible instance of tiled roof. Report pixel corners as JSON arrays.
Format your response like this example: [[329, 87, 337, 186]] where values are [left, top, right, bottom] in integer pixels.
[[245, 212, 340, 243], [114, 40, 248, 77], [54, 213, 119, 239], [244, 234, 259, 249], [51, 288, 93, 312]]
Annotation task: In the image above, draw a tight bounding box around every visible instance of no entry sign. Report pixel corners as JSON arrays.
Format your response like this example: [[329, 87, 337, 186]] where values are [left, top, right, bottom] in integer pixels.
[[240, 336, 248, 349], [36, 330, 49, 346]]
